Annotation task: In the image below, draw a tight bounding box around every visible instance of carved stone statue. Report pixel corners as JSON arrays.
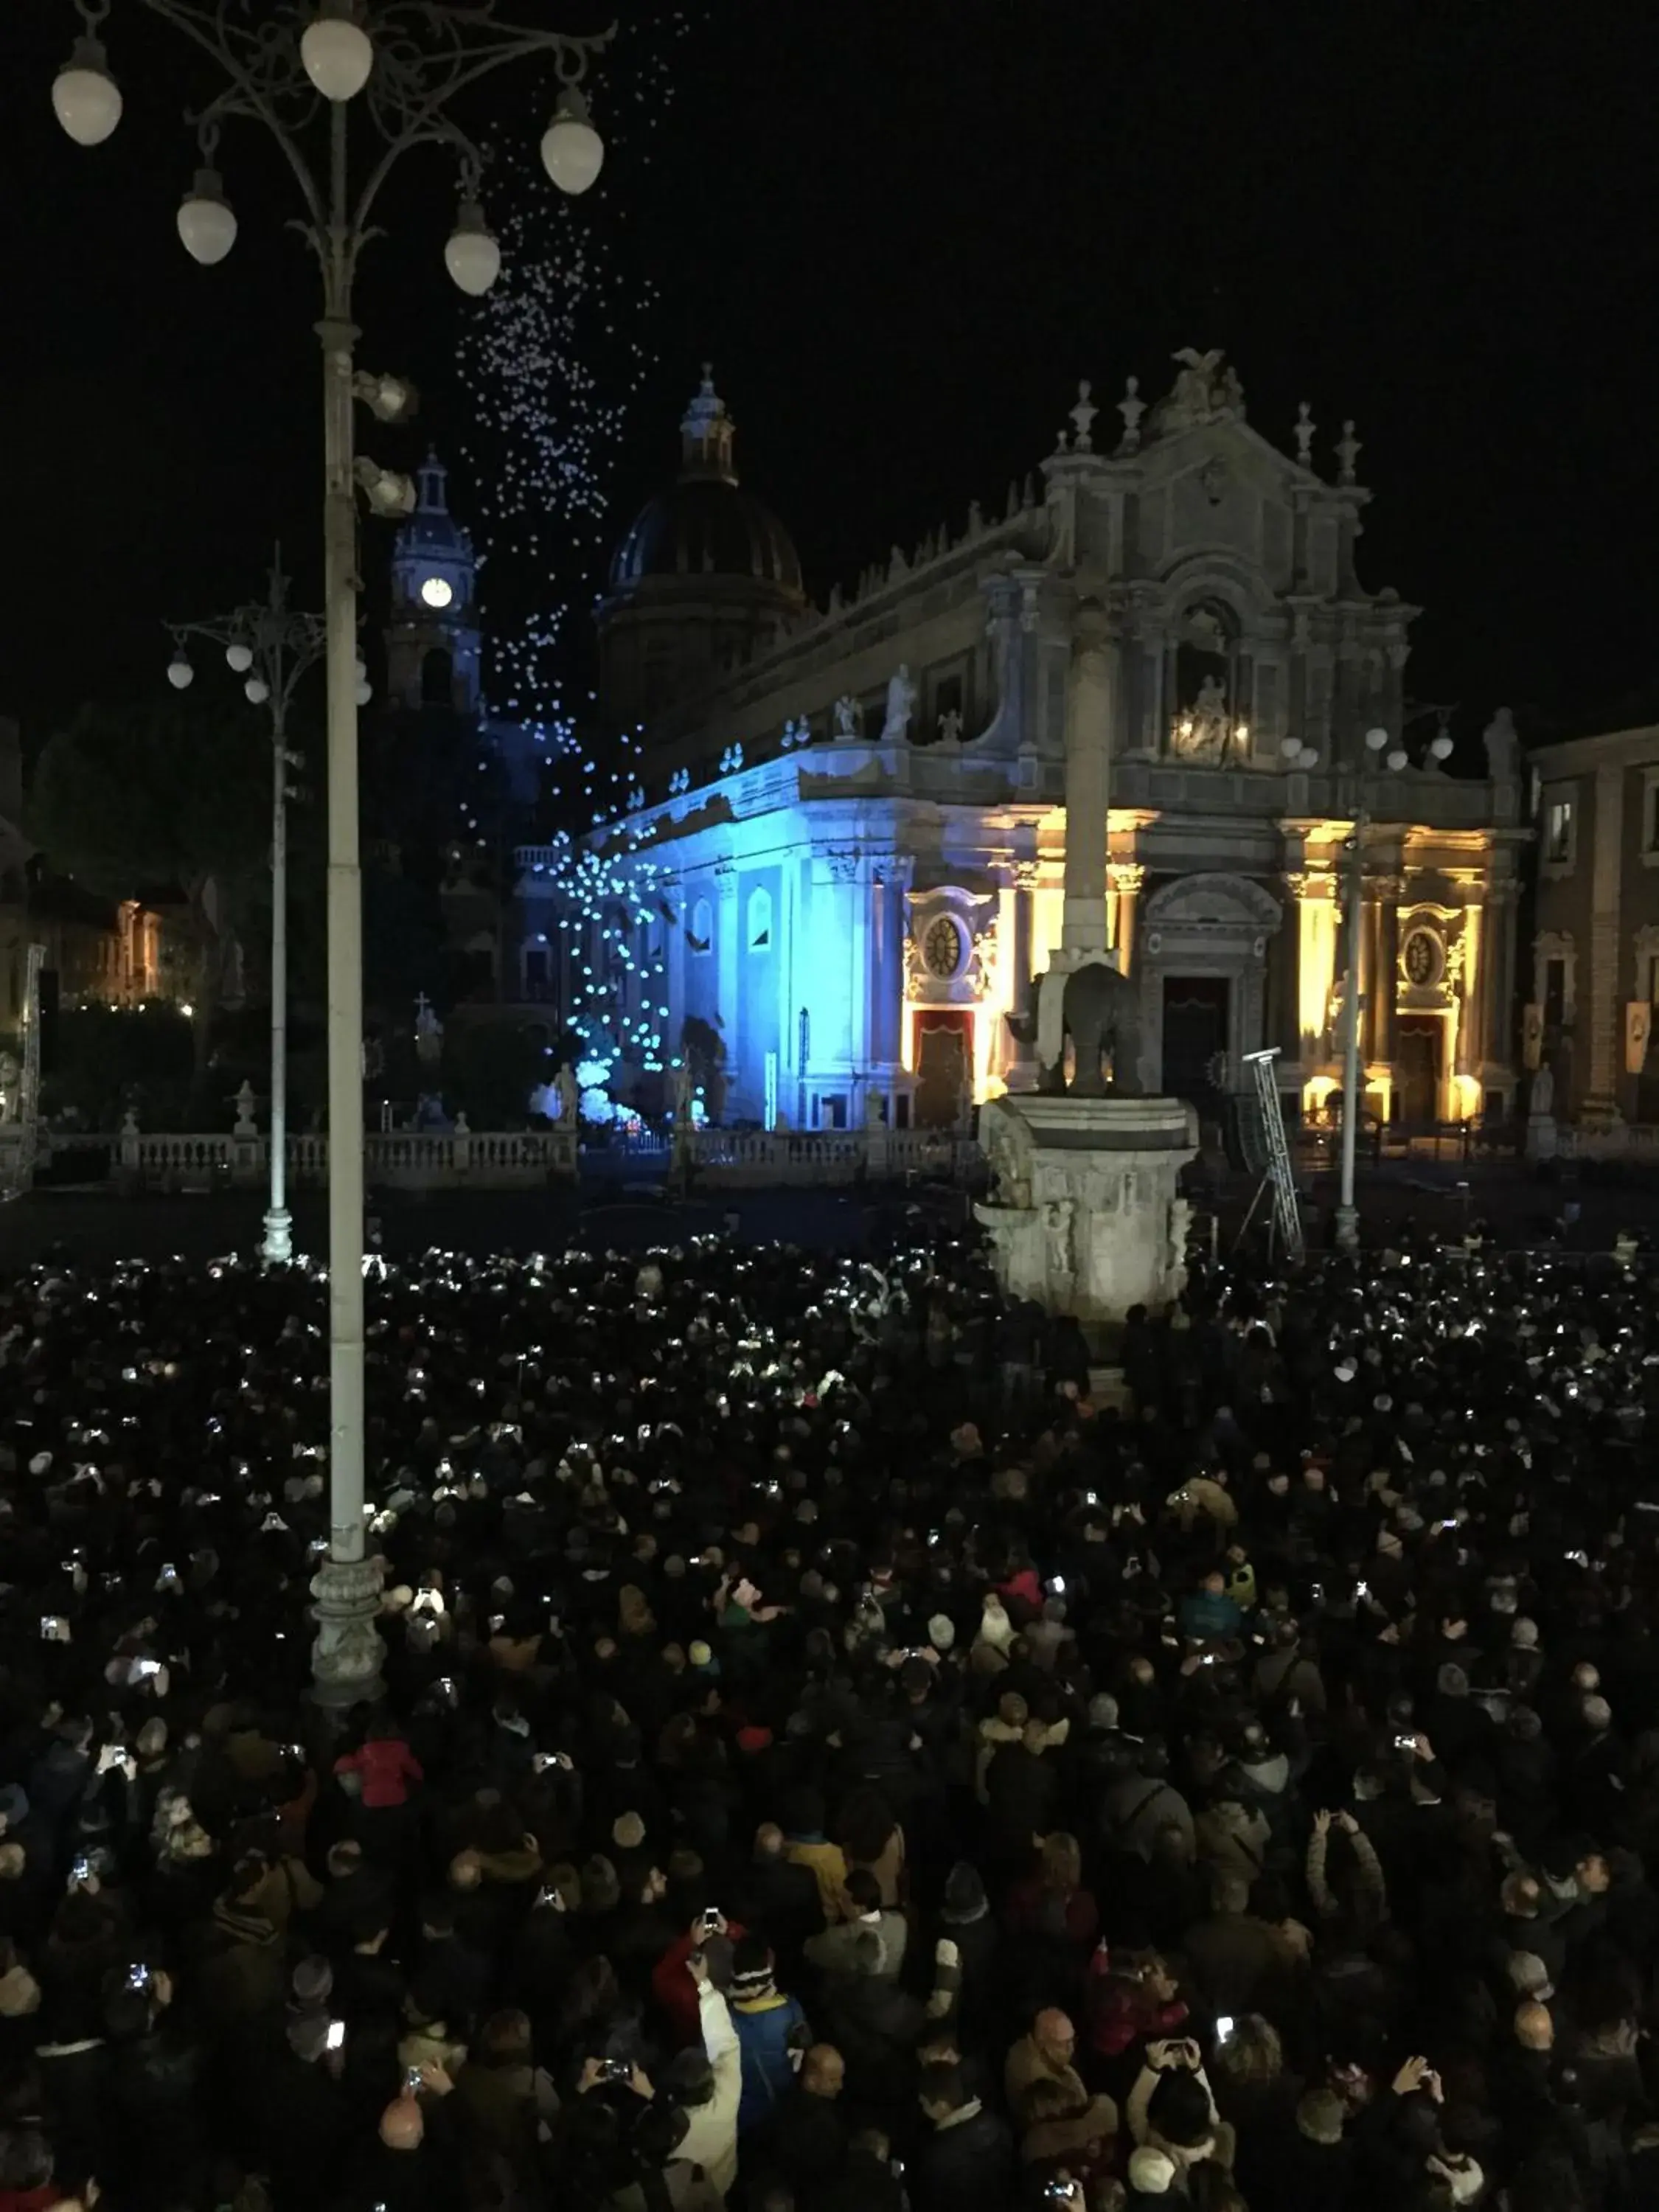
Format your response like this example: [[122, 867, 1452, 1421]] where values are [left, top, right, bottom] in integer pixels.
[[863, 1085, 886, 1131], [414, 992, 443, 1070], [936, 706, 965, 745], [880, 664, 917, 742], [832, 692, 863, 740], [1173, 673, 1229, 759], [983, 1109, 1032, 1211], [554, 1061, 580, 1126], [1007, 961, 1144, 1098], [1157, 347, 1247, 433], [1530, 1063, 1554, 1119], [1483, 707, 1519, 786], [1043, 1197, 1076, 1285], [672, 1060, 695, 1122]]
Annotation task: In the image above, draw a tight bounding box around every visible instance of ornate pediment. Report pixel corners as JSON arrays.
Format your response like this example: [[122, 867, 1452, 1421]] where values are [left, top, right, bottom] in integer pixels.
[[1143, 872, 1284, 935]]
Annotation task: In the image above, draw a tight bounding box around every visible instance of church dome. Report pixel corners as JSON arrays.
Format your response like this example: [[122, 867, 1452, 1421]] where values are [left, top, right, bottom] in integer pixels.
[[609, 368, 803, 598]]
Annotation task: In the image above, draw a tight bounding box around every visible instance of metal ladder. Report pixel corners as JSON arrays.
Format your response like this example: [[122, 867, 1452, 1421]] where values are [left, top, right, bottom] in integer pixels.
[[1239, 1046, 1304, 1264]]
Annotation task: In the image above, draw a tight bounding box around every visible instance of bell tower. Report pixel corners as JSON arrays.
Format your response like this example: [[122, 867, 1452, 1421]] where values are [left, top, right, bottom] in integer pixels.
[[386, 451, 481, 713]]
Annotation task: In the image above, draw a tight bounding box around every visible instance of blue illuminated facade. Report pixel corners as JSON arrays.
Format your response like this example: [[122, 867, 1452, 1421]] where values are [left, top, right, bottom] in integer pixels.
[[517, 358, 1528, 1131]]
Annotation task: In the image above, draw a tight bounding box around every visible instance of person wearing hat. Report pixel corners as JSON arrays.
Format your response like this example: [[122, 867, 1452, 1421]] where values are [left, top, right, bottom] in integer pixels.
[[728, 1936, 810, 2133]]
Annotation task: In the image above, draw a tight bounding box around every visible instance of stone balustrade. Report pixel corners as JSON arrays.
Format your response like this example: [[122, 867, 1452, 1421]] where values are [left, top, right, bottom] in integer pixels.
[[0, 1120, 978, 1192]]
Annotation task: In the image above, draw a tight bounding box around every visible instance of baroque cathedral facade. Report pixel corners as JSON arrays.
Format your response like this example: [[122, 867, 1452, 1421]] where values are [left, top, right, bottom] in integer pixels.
[[411, 353, 1529, 1132]]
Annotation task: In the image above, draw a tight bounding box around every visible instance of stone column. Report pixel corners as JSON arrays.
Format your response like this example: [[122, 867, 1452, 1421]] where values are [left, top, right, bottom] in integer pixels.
[[714, 860, 740, 1117], [1060, 600, 1114, 959], [1006, 860, 1040, 1089], [1375, 874, 1401, 1068], [1584, 763, 1625, 1122], [1460, 897, 1486, 1080], [869, 855, 913, 1081], [1276, 874, 1305, 1062], [1483, 877, 1518, 1076], [1110, 862, 1145, 976]]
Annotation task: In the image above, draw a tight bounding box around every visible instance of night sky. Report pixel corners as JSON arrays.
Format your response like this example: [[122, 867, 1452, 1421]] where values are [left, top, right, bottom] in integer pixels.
[[3, 2, 1655, 757]]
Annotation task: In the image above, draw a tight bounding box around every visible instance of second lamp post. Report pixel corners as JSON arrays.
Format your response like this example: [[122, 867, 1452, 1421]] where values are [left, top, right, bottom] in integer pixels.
[[167, 554, 332, 1265]]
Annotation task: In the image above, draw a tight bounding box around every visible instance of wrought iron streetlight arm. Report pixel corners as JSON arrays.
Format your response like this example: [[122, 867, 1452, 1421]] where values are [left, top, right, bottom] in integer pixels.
[[88, 0, 613, 300]]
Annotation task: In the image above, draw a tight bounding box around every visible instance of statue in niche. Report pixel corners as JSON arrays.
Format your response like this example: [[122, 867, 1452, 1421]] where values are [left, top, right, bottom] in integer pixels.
[[1172, 672, 1229, 760]]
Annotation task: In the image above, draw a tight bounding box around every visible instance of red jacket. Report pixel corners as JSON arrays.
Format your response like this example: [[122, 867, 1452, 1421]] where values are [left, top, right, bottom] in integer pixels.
[[334, 1737, 422, 1809], [1085, 1944, 1189, 2059], [997, 1567, 1044, 1617], [650, 1921, 748, 2046]]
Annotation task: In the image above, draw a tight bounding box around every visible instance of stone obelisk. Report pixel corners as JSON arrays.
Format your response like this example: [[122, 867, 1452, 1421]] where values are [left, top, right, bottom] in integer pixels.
[[977, 597, 1196, 1343]]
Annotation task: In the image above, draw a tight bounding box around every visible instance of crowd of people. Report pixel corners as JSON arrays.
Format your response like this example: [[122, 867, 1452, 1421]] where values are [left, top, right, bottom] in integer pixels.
[[1, 1228, 1658, 2211]]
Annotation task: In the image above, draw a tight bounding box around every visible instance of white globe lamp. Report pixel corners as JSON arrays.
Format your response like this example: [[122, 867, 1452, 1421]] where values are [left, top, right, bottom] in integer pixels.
[[177, 169, 237, 266], [1364, 726, 1389, 752], [541, 86, 604, 195], [445, 201, 501, 296], [53, 35, 122, 147], [301, 5, 375, 102], [1430, 731, 1454, 761], [226, 643, 254, 675], [245, 677, 271, 706], [355, 681, 373, 708], [167, 656, 195, 691], [1387, 747, 1408, 773]]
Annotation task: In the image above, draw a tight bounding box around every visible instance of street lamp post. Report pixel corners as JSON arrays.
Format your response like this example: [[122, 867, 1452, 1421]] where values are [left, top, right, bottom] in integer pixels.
[[55, 0, 613, 1706], [166, 552, 332, 1266]]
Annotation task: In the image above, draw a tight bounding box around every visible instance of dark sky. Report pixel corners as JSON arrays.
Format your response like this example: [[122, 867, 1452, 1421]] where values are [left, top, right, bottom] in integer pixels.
[[4, 2, 1656, 754]]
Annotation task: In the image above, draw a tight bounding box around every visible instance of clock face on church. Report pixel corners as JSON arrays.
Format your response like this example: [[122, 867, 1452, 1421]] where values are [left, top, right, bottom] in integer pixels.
[[922, 917, 964, 978], [420, 575, 454, 610]]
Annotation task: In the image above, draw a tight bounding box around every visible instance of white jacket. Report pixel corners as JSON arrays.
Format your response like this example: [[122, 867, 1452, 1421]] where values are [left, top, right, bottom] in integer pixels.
[[677, 1982, 741, 2200]]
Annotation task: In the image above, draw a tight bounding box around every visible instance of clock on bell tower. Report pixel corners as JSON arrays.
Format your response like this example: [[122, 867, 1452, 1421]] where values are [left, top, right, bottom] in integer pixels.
[[386, 451, 481, 714]]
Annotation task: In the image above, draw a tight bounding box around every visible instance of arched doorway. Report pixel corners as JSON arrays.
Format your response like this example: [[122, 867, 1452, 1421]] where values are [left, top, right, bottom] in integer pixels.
[[1139, 873, 1284, 1104]]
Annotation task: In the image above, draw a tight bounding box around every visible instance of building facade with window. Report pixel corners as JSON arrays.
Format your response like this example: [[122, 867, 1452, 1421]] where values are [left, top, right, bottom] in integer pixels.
[[520, 358, 1528, 1130], [1528, 722, 1659, 1127]]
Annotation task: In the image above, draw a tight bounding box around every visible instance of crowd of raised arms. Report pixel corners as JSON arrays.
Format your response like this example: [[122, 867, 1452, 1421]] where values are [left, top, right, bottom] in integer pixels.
[[0, 1230, 1658, 2212]]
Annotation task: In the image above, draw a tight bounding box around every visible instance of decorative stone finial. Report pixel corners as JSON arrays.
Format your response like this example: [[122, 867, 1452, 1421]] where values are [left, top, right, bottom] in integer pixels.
[[679, 364, 736, 483], [1069, 379, 1097, 453], [1335, 419, 1361, 485], [1293, 400, 1315, 466], [1117, 375, 1145, 453]]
